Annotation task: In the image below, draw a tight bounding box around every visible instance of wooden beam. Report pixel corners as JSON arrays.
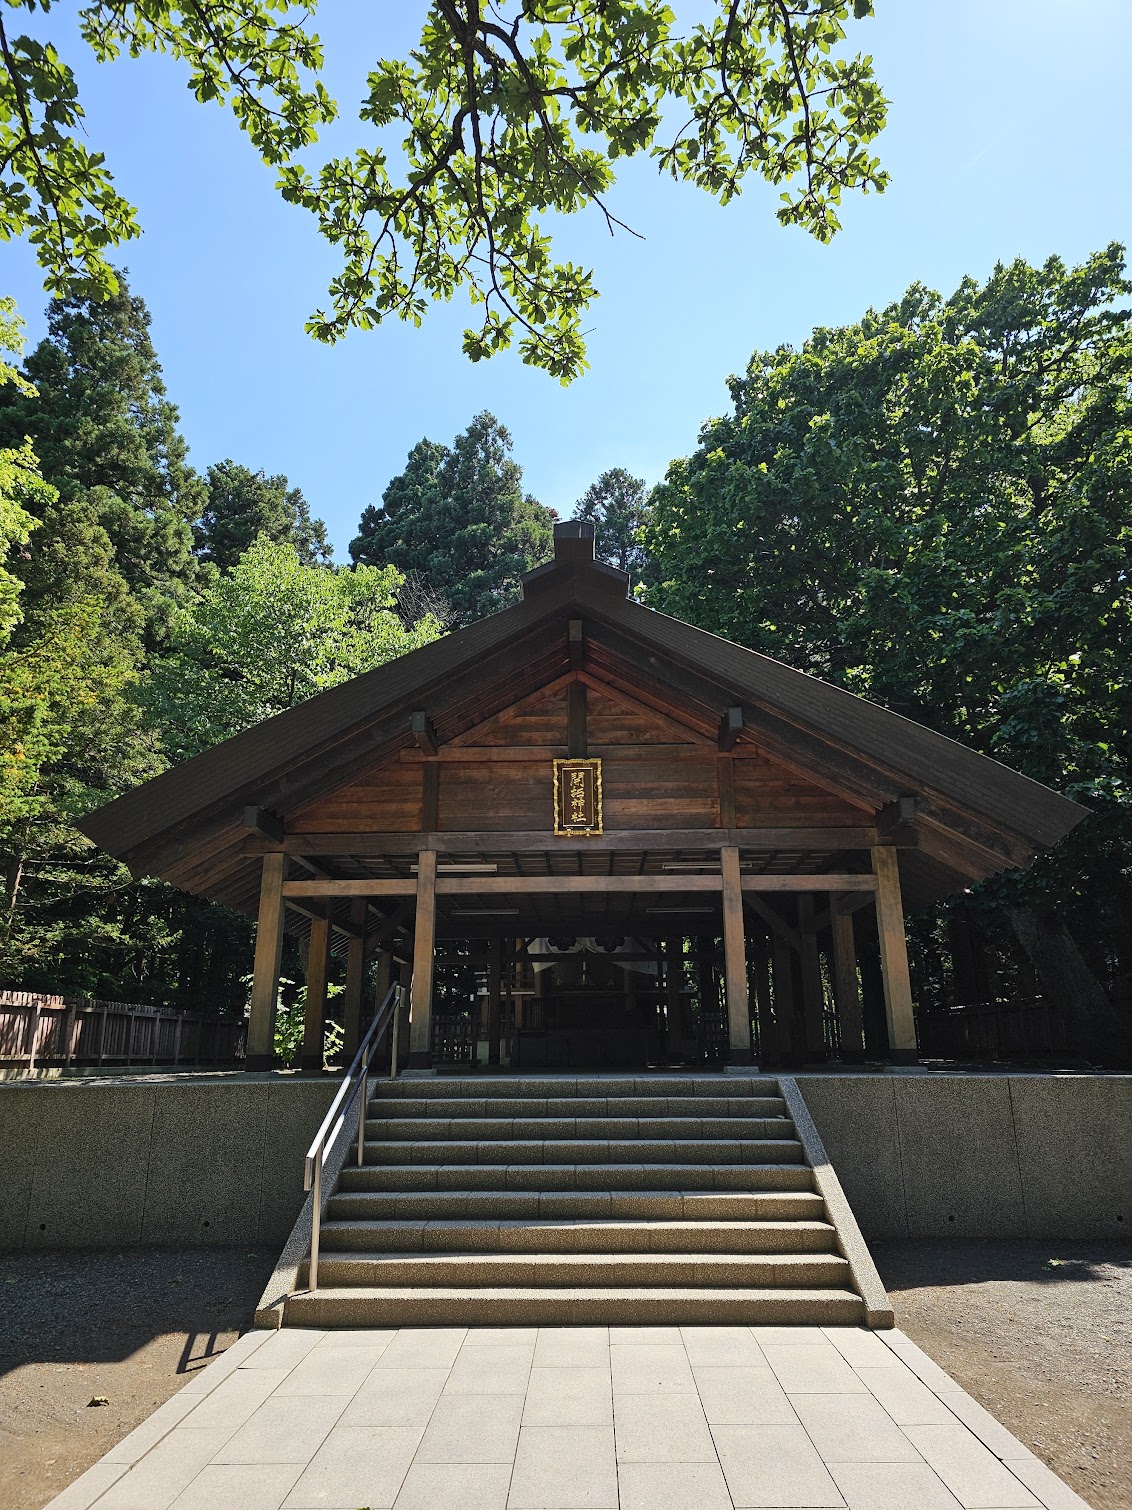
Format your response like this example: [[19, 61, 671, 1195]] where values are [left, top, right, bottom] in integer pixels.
[[871, 846, 917, 1063], [301, 907, 330, 1074], [242, 806, 283, 843], [718, 706, 744, 752], [721, 846, 752, 1064], [411, 710, 438, 756], [409, 849, 437, 1065], [280, 871, 877, 898], [367, 900, 414, 952], [246, 853, 285, 1070], [567, 680, 587, 757], [830, 905, 864, 1061], [341, 898, 367, 1058], [421, 762, 439, 832], [717, 756, 736, 828], [744, 895, 802, 953], [568, 617, 584, 671], [255, 827, 884, 857]]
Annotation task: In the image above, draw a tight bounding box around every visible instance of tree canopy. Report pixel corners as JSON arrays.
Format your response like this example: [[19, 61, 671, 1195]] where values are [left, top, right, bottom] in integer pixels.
[[145, 535, 441, 764], [575, 466, 652, 579], [0, 274, 204, 639], [644, 243, 1132, 1052], [195, 459, 332, 571], [351, 411, 557, 627], [0, 1, 888, 380]]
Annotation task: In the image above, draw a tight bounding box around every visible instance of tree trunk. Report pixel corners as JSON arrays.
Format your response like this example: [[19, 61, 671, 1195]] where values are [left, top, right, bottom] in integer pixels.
[[1008, 907, 1129, 1066]]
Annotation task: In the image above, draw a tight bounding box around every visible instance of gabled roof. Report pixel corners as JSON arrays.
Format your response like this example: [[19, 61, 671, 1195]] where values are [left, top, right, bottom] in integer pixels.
[[79, 523, 1086, 918]]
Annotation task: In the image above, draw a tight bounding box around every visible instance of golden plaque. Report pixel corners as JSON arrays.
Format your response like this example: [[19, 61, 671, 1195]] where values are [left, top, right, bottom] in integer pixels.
[[553, 758, 603, 836]]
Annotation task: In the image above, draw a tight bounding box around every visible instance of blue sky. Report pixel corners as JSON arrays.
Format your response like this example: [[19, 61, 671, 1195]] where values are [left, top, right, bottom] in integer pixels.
[[5, 1, 1132, 557]]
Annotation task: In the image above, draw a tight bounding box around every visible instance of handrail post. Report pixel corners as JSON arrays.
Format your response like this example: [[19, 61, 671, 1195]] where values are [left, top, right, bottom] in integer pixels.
[[309, 1153, 322, 1292], [390, 993, 401, 1080], [357, 1040, 369, 1167]]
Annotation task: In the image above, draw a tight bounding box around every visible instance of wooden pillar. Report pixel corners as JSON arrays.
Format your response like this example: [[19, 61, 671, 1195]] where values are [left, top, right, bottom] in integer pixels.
[[373, 947, 393, 1064], [721, 846, 752, 1064], [409, 848, 437, 1066], [872, 846, 918, 1063], [487, 936, 503, 1066], [797, 894, 827, 1062], [666, 936, 683, 1061], [751, 932, 776, 1067], [830, 903, 865, 1062], [301, 907, 331, 1075], [341, 898, 368, 1060], [396, 957, 412, 1072], [246, 852, 285, 1071], [771, 931, 800, 1066]]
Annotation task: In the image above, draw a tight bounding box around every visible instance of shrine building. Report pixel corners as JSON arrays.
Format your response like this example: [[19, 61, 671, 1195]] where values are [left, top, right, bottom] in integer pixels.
[[80, 522, 1085, 1074]]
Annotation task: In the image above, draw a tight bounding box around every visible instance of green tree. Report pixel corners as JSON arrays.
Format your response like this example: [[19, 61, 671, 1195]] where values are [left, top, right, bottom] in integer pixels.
[[0, 273, 205, 640], [645, 244, 1132, 1058], [0, 298, 48, 647], [575, 467, 652, 579], [144, 534, 442, 762], [0, 2, 887, 379], [351, 412, 556, 627], [196, 459, 332, 571]]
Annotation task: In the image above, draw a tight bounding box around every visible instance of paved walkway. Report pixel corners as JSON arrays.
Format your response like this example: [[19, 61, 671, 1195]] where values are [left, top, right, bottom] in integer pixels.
[[48, 1325, 1090, 1510]]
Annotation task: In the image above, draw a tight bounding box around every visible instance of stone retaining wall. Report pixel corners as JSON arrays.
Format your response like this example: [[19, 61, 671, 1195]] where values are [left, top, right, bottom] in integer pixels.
[[0, 1073, 1127, 1250], [799, 1073, 1131, 1240]]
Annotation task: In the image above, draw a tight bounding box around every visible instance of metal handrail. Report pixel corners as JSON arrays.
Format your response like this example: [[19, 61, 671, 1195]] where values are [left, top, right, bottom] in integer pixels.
[[303, 982, 402, 1292]]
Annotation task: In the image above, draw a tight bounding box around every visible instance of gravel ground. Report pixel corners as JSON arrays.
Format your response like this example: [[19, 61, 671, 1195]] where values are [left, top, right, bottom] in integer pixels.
[[873, 1240, 1132, 1510], [0, 1240, 1128, 1510]]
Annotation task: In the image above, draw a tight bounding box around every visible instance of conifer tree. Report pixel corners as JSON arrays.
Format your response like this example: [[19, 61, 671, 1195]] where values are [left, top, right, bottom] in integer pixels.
[[195, 460, 331, 570], [351, 413, 555, 627]]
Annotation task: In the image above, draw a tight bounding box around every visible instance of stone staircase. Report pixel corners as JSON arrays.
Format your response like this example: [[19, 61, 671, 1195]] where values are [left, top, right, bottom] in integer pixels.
[[280, 1075, 875, 1327]]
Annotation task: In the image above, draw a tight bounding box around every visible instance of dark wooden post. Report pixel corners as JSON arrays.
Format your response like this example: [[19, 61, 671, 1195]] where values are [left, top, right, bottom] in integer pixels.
[[872, 846, 918, 1063], [487, 936, 503, 1066], [830, 902, 865, 1062], [721, 846, 752, 1064], [750, 931, 776, 1067], [409, 848, 438, 1066], [301, 907, 330, 1074], [666, 936, 683, 1061], [341, 898, 368, 1059], [797, 894, 827, 1061], [246, 852, 285, 1071], [771, 931, 798, 1065]]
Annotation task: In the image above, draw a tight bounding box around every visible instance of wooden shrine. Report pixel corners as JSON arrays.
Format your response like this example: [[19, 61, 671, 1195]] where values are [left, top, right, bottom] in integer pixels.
[[80, 522, 1086, 1071]]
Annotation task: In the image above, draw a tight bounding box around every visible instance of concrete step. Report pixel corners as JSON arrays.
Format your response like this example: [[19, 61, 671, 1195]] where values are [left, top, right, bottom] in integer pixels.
[[338, 1163, 815, 1194], [282, 1285, 864, 1327], [304, 1251, 851, 1289], [364, 1116, 795, 1141], [376, 1076, 781, 1100], [367, 1096, 789, 1119], [318, 1218, 838, 1255], [361, 1139, 807, 1167], [326, 1189, 825, 1222]]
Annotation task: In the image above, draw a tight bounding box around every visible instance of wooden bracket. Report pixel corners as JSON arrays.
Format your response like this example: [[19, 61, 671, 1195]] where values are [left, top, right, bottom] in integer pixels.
[[411, 710, 439, 756], [718, 706, 744, 752], [242, 806, 283, 842], [877, 795, 918, 845]]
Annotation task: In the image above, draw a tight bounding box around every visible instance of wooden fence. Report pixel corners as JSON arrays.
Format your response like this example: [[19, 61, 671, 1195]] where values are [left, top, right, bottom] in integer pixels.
[[915, 996, 1076, 1063], [0, 990, 246, 1072]]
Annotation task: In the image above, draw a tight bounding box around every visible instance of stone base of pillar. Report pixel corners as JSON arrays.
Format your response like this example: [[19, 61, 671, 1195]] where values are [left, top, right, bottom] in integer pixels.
[[300, 1053, 324, 1076], [407, 1049, 432, 1069], [244, 1053, 273, 1072], [890, 1047, 919, 1065], [728, 1046, 754, 1066]]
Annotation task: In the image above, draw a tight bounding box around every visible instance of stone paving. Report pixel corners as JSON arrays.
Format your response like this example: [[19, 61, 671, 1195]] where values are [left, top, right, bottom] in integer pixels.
[[47, 1324, 1091, 1510]]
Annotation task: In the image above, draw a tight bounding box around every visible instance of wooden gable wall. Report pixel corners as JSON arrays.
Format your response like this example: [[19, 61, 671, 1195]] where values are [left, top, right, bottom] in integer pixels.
[[287, 678, 874, 834]]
